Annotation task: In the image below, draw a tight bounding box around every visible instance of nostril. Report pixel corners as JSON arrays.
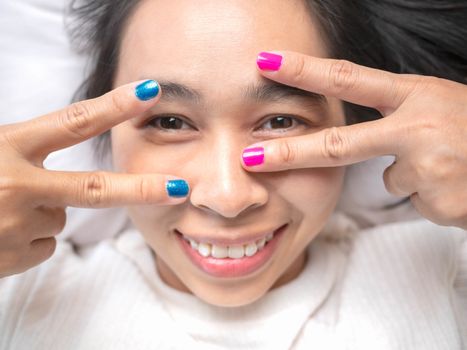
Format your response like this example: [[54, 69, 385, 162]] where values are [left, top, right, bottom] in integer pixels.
[[197, 204, 212, 212], [245, 203, 261, 212], [195, 202, 262, 217], [189, 177, 269, 218]]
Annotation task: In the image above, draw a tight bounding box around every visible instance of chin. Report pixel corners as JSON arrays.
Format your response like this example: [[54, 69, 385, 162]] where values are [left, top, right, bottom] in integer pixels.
[[192, 283, 270, 308]]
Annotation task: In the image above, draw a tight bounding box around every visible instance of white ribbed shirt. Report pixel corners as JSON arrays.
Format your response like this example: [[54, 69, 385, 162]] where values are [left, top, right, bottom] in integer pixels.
[[1, 215, 466, 350]]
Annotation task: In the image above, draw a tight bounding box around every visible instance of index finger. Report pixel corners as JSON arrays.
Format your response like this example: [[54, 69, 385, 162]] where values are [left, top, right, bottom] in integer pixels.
[[32, 168, 190, 208], [241, 117, 401, 171], [257, 51, 417, 114], [7, 80, 161, 160]]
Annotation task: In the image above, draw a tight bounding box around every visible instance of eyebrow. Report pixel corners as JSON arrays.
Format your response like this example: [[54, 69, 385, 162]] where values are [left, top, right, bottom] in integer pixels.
[[157, 81, 202, 103], [243, 81, 327, 107], [155, 79, 327, 109]]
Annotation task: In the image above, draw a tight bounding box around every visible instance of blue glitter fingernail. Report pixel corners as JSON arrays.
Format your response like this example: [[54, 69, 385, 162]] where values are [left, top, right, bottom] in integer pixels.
[[166, 180, 190, 198], [135, 80, 160, 101]]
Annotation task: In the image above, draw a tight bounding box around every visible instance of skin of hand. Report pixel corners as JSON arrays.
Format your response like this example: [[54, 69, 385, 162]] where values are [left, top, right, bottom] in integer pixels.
[[242, 51, 467, 230], [0, 81, 189, 278]]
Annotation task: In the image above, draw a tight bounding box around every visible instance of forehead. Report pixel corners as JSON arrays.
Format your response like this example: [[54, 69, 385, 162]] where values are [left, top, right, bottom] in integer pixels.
[[117, 0, 327, 87]]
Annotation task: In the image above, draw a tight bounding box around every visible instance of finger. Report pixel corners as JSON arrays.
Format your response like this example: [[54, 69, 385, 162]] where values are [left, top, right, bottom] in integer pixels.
[[242, 117, 401, 171], [7, 80, 161, 160], [29, 206, 67, 239], [257, 51, 418, 114], [29, 237, 57, 265], [2, 207, 66, 245], [33, 169, 190, 208], [382, 159, 415, 197], [3, 237, 58, 277]]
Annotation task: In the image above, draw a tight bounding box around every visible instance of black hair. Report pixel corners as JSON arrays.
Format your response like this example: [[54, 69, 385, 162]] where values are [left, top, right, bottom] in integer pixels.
[[68, 0, 467, 162]]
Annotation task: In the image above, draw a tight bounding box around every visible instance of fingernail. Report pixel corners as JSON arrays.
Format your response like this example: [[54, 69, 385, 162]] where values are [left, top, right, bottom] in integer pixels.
[[166, 179, 190, 198], [257, 52, 283, 71], [242, 147, 265, 167], [135, 80, 160, 101]]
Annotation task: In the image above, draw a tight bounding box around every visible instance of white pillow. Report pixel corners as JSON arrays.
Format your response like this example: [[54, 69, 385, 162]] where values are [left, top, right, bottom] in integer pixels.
[[0, 0, 420, 245]]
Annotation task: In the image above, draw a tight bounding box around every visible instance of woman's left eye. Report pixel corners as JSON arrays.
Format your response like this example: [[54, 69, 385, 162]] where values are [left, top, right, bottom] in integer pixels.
[[144, 115, 195, 131], [257, 115, 305, 132]]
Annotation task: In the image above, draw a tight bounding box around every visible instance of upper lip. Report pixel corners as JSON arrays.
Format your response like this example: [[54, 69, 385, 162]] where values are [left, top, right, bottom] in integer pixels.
[[175, 223, 288, 246]]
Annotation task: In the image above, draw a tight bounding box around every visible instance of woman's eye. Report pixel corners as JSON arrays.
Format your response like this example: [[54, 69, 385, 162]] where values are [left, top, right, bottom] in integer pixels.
[[145, 116, 194, 131], [259, 115, 304, 131]]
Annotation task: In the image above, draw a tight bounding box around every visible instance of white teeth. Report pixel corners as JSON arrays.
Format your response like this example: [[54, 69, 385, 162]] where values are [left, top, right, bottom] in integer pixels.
[[197, 243, 211, 257], [228, 246, 245, 259], [182, 231, 275, 259], [245, 242, 258, 257], [256, 237, 266, 250], [211, 245, 229, 259], [189, 239, 198, 250]]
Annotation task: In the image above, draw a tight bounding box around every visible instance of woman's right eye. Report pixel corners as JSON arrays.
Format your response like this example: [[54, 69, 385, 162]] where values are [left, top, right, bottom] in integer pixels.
[[145, 115, 195, 131]]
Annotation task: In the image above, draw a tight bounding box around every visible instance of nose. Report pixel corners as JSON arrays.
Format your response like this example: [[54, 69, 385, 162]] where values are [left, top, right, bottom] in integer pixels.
[[189, 137, 269, 218]]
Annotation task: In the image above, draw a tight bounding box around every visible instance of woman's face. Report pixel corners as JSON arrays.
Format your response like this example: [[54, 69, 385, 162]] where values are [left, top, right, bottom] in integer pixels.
[[111, 0, 346, 307]]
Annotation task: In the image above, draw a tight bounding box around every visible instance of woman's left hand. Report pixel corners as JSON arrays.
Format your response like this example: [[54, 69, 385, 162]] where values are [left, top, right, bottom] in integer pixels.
[[242, 51, 467, 230]]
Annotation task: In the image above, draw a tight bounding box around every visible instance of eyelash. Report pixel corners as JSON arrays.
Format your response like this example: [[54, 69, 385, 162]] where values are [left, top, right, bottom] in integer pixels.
[[145, 115, 195, 131], [143, 114, 308, 133]]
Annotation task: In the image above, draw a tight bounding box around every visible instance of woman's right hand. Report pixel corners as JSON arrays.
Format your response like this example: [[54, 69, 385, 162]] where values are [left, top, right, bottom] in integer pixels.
[[0, 80, 189, 278]]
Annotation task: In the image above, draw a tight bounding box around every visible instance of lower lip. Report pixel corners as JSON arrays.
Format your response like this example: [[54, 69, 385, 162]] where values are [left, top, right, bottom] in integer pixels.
[[176, 224, 288, 278]]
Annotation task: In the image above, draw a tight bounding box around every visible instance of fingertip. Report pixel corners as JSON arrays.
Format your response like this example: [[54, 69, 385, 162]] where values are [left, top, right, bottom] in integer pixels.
[[256, 51, 284, 72], [242, 145, 265, 169], [166, 178, 190, 200], [134, 79, 161, 102]]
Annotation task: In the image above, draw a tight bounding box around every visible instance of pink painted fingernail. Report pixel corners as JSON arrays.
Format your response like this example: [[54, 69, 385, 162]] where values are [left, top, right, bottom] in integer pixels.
[[257, 52, 283, 71], [242, 147, 265, 167]]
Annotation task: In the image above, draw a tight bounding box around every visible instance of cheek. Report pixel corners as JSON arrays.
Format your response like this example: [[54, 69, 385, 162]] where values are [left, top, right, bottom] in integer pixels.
[[110, 131, 187, 236], [273, 167, 346, 215], [111, 130, 192, 175]]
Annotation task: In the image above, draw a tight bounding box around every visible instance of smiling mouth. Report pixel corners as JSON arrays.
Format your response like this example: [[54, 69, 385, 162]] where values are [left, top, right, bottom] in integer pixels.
[[175, 224, 288, 278], [175, 223, 287, 259], [179, 230, 274, 259]]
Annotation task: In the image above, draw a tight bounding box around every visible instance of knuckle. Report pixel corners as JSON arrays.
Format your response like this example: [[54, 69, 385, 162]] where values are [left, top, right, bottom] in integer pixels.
[[0, 175, 23, 199], [430, 159, 452, 182], [61, 102, 93, 138], [278, 140, 297, 165], [80, 172, 109, 207], [328, 59, 359, 94], [290, 55, 309, 85], [0, 216, 22, 237], [387, 77, 414, 109], [138, 176, 154, 203], [1, 127, 24, 155], [413, 156, 437, 181], [322, 127, 348, 160], [110, 90, 130, 115], [416, 112, 440, 132]]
